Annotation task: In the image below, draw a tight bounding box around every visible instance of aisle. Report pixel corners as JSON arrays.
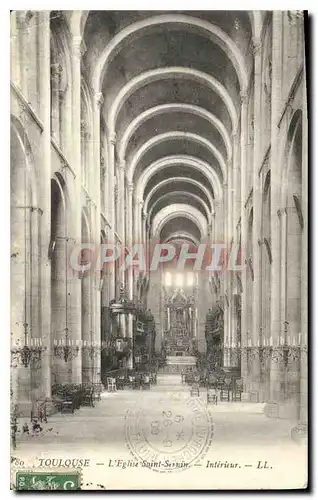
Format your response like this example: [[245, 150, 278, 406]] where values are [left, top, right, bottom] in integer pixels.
[[16, 374, 297, 449], [13, 376, 306, 489]]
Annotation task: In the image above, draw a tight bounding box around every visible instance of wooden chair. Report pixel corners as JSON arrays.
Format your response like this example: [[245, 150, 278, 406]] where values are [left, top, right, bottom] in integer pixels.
[[232, 378, 243, 402], [61, 393, 76, 413], [207, 373, 218, 390], [82, 387, 94, 407], [116, 376, 125, 390], [135, 373, 142, 390], [219, 377, 232, 402], [190, 383, 200, 397], [31, 400, 48, 423], [106, 377, 117, 392], [128, 375, 136, 390], [207, 389, 218, 405], [93, 383, 103, 401], [142, 374, 151, 390], [217, 373, 226, 390]]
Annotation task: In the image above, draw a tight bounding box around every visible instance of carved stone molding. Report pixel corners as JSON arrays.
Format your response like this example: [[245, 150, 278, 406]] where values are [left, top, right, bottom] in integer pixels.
[[72, 36, 87, 60], [240, 90, 248, 105], [51, 63, 63, 90], [119, 160, 126, 171], [95, 92, 104, 108], [252, 37, 262, 56]]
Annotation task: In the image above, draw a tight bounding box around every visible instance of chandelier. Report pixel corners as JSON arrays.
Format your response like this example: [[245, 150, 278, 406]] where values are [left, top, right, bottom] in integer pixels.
[[82, 334, 100, 359], [11, 323, 44, 368], [53, 327, 79, 363], [223, 324, 307, 368]]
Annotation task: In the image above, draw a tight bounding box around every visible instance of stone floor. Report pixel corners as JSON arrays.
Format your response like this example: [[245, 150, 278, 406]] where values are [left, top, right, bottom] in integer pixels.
[[13, 374, 307, 490]]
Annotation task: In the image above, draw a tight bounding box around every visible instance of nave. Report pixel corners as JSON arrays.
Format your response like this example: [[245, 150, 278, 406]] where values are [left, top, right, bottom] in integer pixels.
[[14, 373, 306, 489], [10, 10, 308, 453]]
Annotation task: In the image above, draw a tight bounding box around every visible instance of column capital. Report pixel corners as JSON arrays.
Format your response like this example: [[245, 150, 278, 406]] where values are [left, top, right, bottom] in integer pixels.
[[95, 92, 104, 108], [252, 37, 262, 56], [80, 119, 88, 137], [277, 207, 287, 218], [127, 182, 134, 193], [72, 36, 84, 60], [142, 210, 148, 220], [214, 199, 221, 209], [223, 181, 228, 188], [119, 160, 126, 171], [231, 127, 239, 139], [51, 62, 63, 78], [240, 90, 248, 105], [109, 133, 116, 146]]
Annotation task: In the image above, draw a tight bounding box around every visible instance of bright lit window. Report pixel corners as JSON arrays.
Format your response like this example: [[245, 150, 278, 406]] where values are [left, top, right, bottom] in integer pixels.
[[176, 273, 183, 287], [165, 272, 172, 287], [186, 272, 194, 287]]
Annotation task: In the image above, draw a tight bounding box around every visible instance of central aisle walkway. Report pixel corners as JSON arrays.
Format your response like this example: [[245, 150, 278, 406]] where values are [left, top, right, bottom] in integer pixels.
[[14, 374, 307, 489]]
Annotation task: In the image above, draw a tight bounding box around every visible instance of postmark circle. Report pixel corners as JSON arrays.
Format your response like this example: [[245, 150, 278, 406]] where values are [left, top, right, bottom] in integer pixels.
[[125, 394, 214, 473]]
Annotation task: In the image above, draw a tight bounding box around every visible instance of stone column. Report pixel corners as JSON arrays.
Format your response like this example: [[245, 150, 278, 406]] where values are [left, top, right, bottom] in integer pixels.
[[108, 134, 116, 299], [299, 77, 308, 433], [138, 201, 144, 245], [213, 200, 222, 243], [251, 37, 263, 396], [18, 12, 28, 98], [38, 11, 52, 401], [50, 63, 62, 143], [268, 12, 284, 406], [81, 272, 92, 383], [118, 160, 126, 293], [11, 205, 31, 414], [127, 182, 134, 300], [148, 236, 162, 352], [222, 180, 229, 367], [240, 90, 249, 380], [142, 209, 148, 266], [127, 182, 134, 369], [30, 209, 42, 402], [10, 12, 21, 88], [92, 92, 104, 384], [196, 264, 209, 354], [68, 35, 83, 384], [225, 135, 236, 367]]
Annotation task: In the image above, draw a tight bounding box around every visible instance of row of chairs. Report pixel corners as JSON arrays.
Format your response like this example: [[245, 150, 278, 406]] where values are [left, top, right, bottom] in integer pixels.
[[187, 373, 244, 403], [51, 383, 103, 414], [106, 372, 157, 392]]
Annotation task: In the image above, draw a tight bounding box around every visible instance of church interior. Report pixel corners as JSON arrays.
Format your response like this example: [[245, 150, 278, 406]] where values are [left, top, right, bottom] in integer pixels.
[[10, 10, 307, 447]]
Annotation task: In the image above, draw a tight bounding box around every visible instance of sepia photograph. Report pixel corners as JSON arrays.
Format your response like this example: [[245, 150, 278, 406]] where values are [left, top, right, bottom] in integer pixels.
[[9, 8, 308, 491]]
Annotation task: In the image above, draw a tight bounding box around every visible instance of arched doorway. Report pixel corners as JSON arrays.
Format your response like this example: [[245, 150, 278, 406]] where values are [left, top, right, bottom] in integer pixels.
[[11, 118, 40, 414]]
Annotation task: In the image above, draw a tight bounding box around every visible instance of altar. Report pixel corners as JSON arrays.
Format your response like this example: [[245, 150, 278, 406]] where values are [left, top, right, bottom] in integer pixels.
[[163, 288, 197, 356]]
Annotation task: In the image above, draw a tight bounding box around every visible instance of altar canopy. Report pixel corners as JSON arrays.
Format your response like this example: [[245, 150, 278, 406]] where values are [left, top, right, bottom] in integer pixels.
[[164, 288, 197, 355]]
